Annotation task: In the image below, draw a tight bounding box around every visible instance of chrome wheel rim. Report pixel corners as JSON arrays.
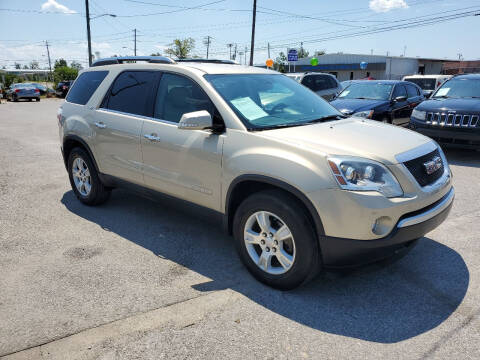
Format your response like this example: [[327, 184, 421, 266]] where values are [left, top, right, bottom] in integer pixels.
[[72, 157, 91, 197], [244, 211, 296, 275]]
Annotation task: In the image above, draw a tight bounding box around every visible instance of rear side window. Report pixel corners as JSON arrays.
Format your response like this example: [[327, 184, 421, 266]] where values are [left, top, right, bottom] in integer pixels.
[[103, 71, 158, 117], [66, 71, 108, 105], [406, 84, 419, 98]]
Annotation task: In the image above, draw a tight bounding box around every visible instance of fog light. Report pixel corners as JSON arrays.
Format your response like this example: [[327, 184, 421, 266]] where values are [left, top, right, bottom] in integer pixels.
[[372, 216, 393, 236]]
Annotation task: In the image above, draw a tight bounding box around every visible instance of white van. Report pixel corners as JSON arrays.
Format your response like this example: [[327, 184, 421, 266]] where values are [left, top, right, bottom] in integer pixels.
[[402, 75, 452, 98]]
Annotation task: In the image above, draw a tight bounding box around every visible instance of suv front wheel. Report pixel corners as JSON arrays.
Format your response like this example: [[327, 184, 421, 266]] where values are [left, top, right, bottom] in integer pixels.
[[68, 147, 111, 205], [233, 190, 321, 290]]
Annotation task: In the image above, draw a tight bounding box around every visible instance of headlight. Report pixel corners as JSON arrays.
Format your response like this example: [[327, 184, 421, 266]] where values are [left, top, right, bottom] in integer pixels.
[[412, 109, 426, 121], [352, 110, 374, 119], [327, 157, 403, 198]]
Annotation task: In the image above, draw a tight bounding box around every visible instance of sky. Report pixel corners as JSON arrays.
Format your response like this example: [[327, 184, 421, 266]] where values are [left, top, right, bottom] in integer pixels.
[[1, 0, 480, 69]]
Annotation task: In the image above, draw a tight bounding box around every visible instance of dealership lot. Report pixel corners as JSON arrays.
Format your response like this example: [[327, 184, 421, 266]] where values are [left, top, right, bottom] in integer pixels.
[[0, 99, 479, 359]]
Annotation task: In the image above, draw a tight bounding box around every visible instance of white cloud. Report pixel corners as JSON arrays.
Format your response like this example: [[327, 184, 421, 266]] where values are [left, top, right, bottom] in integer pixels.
[[41, 0, 76, 14], [369, 0, 408, 13]]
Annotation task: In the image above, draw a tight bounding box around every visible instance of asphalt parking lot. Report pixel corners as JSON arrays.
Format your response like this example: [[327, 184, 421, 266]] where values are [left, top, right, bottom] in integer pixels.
[[0, 98, 479, 360]]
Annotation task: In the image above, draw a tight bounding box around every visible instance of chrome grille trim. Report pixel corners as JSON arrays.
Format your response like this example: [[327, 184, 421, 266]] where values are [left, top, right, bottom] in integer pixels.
[[425, 112, 479, 128]]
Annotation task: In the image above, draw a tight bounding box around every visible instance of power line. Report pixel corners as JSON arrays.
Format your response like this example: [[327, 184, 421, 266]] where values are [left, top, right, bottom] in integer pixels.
[[114, 0, 227, 17]]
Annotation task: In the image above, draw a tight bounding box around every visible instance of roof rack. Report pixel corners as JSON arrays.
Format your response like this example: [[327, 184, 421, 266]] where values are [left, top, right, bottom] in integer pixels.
[[176, 59, 238, 64], [91, 56, 176, 67]]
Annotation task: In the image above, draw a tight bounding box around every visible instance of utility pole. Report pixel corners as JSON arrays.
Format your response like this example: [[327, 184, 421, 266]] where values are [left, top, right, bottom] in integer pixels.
[[134, 29, 137, 56], [245, 46, 247, 65], [85, 0, 92, 66], [268, 42, 270, 59], [403, 45, 406, 57], [45, 40, 52, 83], [249, 0, 257, 66], [233, 44, 237, 61], [204, 36, 211, 59], [227, 43, 233, 60]]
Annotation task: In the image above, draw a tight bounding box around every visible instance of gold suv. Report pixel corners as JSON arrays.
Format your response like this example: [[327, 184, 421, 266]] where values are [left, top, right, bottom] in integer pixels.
[[58, 56, 454, 289]]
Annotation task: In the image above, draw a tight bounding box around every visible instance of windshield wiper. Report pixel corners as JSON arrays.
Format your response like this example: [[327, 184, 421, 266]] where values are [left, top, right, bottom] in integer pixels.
[[304, 115, 346, 124], [433, 95, 451, 99], [354, 97, 376, 100], [250, 115, 345, 131]]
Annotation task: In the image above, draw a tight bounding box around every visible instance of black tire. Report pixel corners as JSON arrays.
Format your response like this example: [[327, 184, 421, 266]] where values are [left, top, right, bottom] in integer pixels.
[[381, 116, 391, 124], [28, 98, 32, 102], [67, 147, 111, 206], [233, 189, 321, 290], [36, 97, 40, 102], [13, 95, 18, 102]]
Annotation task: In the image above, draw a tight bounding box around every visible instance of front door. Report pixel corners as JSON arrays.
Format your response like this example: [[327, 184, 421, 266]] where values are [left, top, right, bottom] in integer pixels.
[[141, 72, 224, 211], [391, 84, 410, 125], [93, 70, 159, 184]]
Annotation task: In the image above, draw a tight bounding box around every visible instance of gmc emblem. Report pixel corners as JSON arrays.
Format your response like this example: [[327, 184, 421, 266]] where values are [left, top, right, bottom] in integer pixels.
[[423, 156, 442, 175]]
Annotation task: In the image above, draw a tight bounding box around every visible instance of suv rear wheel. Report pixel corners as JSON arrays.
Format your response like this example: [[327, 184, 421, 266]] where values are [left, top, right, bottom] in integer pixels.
[[233, 190, 321, 290], [68, 147, 111, 205]]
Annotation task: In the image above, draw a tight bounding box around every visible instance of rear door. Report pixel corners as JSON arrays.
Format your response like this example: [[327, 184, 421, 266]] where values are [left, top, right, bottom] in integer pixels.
[[141, 72, 224, 210], [93, 70, 159, 184], [391, 84, 410, 125]]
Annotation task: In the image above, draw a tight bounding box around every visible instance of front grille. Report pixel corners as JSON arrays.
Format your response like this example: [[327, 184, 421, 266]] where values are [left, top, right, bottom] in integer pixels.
[[403, 149, 444, 187], [425, 112, 479, 128]]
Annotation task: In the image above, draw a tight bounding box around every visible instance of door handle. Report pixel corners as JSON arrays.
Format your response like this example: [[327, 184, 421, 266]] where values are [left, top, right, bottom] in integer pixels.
[[144, 133, 161, 142], [94, 122, 106, 129]]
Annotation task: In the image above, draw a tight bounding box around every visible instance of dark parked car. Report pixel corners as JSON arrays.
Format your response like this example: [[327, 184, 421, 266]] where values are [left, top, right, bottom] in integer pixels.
[[30, 83, 48, 95], [330, 80, 424, 126], [410, 74, 480, 149], [56, 81, 73, 98], [5, 83, 40, 102]]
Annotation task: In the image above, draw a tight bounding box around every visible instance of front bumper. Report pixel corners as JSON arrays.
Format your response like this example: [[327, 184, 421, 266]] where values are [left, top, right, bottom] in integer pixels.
[[410, 118, 480, 149], [321, 187, 454, 268]]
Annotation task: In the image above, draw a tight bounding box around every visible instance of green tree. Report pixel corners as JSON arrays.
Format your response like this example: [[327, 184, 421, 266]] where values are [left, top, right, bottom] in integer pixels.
[[273, 52, 287, 73], [165, 38, 195, 59], [54, 66, 78, 84], [298, 47, 309, 59], [14, 63, 21, 69], [70, 61, 83, 71], [150, 52, 162, 56], [54, 59, 68, 70], [314, 50, 326, 56], [23, 65, 29, 69]]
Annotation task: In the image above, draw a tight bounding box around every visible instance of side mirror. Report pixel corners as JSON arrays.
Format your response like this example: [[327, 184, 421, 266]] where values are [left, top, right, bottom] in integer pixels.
[[394, 95, 407, 102], [178, 110, 212, 130]]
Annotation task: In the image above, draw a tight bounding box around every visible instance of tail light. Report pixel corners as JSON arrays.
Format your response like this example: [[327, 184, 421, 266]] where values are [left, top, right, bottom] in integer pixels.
[[34, 89, 40, 93], [15, 89, 20, 93], [62, 86, 67, 90]]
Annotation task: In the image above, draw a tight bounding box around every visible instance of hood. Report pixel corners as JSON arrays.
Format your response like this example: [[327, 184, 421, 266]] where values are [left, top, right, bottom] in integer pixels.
[[417, 98, 480, 113], [330, 98, 388, 114], [260, 118, 431, 165]]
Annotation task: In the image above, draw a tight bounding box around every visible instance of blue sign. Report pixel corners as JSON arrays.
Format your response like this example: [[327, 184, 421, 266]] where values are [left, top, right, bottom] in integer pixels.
[[360, 61, 368, 70], [288, 49, 298, 62]]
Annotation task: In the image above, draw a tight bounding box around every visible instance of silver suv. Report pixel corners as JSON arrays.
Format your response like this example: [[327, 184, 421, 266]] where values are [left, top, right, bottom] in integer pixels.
[[285, 72, 342, 101], [58, 56, 454, 289]]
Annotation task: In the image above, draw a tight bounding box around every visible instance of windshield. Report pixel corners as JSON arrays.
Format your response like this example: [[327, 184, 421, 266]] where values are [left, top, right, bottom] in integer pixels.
[[205, 74, 343, 130], [432, 78, 480, 98], [405, 78, 436, 90], [14, 83, 33, 88], [337, 82, 393, 100]]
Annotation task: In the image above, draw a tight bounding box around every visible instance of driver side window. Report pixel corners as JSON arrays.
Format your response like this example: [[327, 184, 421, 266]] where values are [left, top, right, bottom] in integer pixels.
[[392, 85, 407, 100], [154, 73, 217, 124]]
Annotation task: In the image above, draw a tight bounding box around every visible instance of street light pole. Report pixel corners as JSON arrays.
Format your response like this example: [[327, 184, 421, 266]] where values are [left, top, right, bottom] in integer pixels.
[[249, 0, 257, 66], [85, 0, 92, 66]]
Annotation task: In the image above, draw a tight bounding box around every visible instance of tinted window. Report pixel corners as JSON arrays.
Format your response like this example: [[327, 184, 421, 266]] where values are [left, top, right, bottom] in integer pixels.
[[104, 71, 157, 116], [406, 84, 419, 98], [392, 84, 407, 99], [66, 71, 108, 105], [154, 73, 215, 123], [302, 75, 337, 91], [405, 78, 436, 90]]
